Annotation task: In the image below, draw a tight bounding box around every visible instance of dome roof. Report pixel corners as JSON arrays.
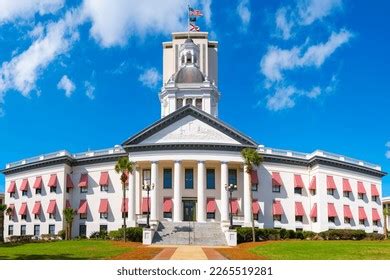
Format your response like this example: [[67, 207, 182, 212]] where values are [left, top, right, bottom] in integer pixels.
[[175, 65, 205, 83]]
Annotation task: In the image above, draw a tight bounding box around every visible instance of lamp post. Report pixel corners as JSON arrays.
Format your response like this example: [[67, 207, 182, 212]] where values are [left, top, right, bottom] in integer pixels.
[[142, 170, 154, 229], [225, 183, 237, 229]]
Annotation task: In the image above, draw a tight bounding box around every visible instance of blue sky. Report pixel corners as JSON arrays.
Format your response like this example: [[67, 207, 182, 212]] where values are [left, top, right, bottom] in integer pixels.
[[0, 0, 389, 196]]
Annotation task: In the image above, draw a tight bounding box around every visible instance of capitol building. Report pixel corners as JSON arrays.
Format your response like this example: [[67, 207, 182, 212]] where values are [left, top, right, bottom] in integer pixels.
[[1, 32, 386, 244]]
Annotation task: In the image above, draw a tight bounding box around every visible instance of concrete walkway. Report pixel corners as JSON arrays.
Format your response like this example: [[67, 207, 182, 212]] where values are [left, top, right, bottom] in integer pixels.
[[152, 246, 227, 260]]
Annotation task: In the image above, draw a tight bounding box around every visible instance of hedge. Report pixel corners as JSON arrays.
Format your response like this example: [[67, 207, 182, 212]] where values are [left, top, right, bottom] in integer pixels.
[[108, 227, 143, 242], [236, 228, 384, 243]]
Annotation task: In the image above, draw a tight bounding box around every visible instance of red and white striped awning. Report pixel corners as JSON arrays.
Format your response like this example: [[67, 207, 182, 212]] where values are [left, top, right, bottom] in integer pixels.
[[19, 202, 28, 215], [78, 200, 88, 214], [294, 175, 304, 189], [250, 170, 259, 185], [328, 203, 337, 217], [78, 174, 88, 188], [163, 197, 173, 212], [371, 184, 380, 197], [48, 174, 58, 187], [272, 172, 283, 186], [357, 182, 366, 194], [33, 176, 42, 189], [7, 181, 16, 193], [343, 205, 353, 219], [99, 172, 109, 186], [230, 199, 239, 215], [20, 179, 29, 191], [273, 200, 284, 215], [98, 199, 109, 213], [358, 207, 367, 220], [310, 203, 317, 218], [206, 198, 216, 213], [309, 176, 316, 190], [342, 178, 352, 192], [66, 174, 74, 189], [47, 200, 57, 214], [327, 176, 336, 190], [252, 199, 260, 214], [295, 201, 305, 216], [141, 197, 149, 213], [32, 201, 42, 215], [372, 208, 381, 221]]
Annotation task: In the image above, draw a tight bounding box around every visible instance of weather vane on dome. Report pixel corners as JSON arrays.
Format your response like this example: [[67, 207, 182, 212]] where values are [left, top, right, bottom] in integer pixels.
[[187, 5, 203, 37]]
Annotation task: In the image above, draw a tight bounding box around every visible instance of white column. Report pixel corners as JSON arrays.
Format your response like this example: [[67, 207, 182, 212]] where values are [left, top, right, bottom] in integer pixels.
[[135, 168, 141, 215], [243, 168, 252, 225], [128, 170, 136, 227], [220, 161, 229, 222], [173, 160, 182, 222], [151, 161, 158, 221], [197, 161, 206, 222]]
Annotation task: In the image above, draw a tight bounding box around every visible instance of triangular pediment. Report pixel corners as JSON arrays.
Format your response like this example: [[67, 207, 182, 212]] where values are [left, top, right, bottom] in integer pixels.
[[122, 105, 257, 148]]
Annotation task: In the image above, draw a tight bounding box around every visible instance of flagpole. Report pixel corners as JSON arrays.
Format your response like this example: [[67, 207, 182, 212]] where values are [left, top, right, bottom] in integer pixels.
[[187, 4, 190, 39]]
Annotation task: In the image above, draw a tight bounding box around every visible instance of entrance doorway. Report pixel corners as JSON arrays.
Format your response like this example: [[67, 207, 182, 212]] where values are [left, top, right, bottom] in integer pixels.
[[183, 200, 196, 221]]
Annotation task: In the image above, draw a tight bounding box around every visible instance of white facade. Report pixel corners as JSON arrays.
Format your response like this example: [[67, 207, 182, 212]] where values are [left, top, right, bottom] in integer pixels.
[[1, 31, 387, 241]]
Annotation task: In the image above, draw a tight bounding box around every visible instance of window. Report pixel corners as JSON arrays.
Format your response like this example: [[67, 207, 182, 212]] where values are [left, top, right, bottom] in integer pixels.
[[195, 98, 202, 109], [207, 212, 215, 219], [273, 215, 281, 221], [79, 224, 86, 236], [9, 214, 12, 221], [185, 169, 194, 189], [311, 217, 317, 223], [80, 213, 87, 220], [343, 191, 350, 198], [359, 219, 365, 225], [296, 228, 303, 232], [10, 192, 16, 198], [50, 186, 56, 193], [35, 188, 41, 195], [20, 225, 26, 236], [294, 188, 302, 195], [310, 189, 316, 196], [49, 213, 55, 219], [344, 217, 351, 224], [80, 187, 88, 194], [373, 220, 379, 226], [22, 190, 27, 196], [21, 214, 27, 220], [34, 214, 39, 220], [8, 225, 13, 236], [100, 225, 108, 232], [358, 193, 364, 200], [163, 212, 172, 219], [163, 169, 172, 189], [206, 169, 215, 189], [185, 98, 192, 105], [228, 169, 237, 186], [328, 217, 335, 223], [327, 189, 335, 195], [34, 225, 40, 236], [272, 186, 281, 193], [295, 216, 303, 222], [100, 213, 108, 219], [100, 185, 108, 192], [253, 214, 259, 221], [176, 98, 183, 109], [372, 196, 378, 202]]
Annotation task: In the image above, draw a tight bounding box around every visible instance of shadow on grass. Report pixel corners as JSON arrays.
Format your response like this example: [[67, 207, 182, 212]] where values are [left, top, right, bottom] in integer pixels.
[[0, 254, 86, 260]]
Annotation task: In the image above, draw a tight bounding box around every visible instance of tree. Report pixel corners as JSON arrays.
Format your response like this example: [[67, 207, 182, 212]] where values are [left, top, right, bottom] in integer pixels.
[[115, 157, 134, 242], [0, 204, 7, 242], [63, 207, 76, 240], [241, 147, 263, 243], [384, 206, 390, 240]]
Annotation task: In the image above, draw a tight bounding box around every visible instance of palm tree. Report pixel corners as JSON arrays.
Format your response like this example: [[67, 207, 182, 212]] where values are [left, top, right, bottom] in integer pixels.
[[241, 147, 263, 243], [63, 208, 76, 240], [384, 206, 390, 240], [115, 157, 134, 242], [0, 204, 7, 242]]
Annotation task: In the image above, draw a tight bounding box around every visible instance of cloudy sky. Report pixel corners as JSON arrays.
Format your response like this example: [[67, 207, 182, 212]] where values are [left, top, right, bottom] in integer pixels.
[[0, 0, 389, 195]]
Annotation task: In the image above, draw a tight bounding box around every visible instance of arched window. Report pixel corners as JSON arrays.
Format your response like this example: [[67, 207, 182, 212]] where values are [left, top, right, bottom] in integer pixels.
[[185, 98, 193, 105]]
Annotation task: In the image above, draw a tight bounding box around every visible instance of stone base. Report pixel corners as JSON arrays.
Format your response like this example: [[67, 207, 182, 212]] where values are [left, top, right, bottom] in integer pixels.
[[142, 228, 155, 245], [224, 230, 237, 246]]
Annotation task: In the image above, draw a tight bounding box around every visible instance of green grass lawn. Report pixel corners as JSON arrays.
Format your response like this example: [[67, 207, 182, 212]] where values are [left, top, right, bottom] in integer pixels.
[[249, 240, 390, 260], [0, 240, 133, 260]]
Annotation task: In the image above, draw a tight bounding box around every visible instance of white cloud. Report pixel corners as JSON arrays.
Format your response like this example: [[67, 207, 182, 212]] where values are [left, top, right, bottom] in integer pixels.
[[275, 7, 294, 40], [0, 0, 64, 24], [299, 0, 342, 25], [261, 29, 352, 82], [57, 75, 76, 98], [82, 0, 191, 47], [200, 0, 212, 27], [84, 81, 95, 100], [138, 68, 162, 89], [237, 0, 251, 30], [0, 9, 82, 97]]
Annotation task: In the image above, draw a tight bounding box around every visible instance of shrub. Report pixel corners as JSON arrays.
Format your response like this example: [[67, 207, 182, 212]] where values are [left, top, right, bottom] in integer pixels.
[[303, 231, 316, 240], [279, 228, 287, 239], [237, 227, 253, 243], [58, 230, 65, 240], [90, 230, 108, 239], [365, 233, 385, 240], [295, 231, 304, 240], [287, 230, 296, 239], [320, 229, 366, 240], [108, 227, 143, 242]]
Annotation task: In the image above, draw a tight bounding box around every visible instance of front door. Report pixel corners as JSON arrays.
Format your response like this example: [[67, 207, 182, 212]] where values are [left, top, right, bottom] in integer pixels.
[[183, 200, 196, 221]]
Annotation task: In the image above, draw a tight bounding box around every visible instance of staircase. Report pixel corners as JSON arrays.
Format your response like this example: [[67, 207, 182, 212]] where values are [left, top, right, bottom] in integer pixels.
[[153, 221, 227, 246]]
